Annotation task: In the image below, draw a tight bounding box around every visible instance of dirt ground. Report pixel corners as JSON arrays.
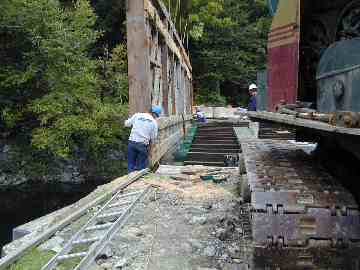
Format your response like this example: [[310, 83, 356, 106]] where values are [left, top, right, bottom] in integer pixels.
[[36, 166, 253, 270], [85, 167, 252, 270]]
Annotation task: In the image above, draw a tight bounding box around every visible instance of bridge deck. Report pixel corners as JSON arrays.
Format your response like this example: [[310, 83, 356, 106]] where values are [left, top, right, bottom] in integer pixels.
[[4, 166, 243, 270], [5, 120, 359, 269]]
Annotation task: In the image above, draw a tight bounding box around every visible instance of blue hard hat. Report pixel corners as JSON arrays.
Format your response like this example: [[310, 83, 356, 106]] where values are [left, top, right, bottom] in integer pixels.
[[151, 105, 162, 117]]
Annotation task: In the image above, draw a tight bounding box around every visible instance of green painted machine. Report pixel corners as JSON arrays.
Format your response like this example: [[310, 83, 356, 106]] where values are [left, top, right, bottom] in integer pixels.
[[317, 38, 360, 113]]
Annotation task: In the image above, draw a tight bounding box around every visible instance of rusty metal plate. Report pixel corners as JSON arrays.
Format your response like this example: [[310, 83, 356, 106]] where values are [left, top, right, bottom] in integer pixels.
[[243, 140, 358, 213], [254, 246, 360, 270], [252, 210, 360, 248], [251, 191, 358, 213], [242, 139, 360, 269]]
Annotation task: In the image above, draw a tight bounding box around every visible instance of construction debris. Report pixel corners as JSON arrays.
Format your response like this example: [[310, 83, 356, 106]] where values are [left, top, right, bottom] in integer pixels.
[[331, 111, 360, 128], [86, 169, 246, 270], [277, 103, 360, 128], [278, 105, 334, 124], [156, 165, 237, 185]]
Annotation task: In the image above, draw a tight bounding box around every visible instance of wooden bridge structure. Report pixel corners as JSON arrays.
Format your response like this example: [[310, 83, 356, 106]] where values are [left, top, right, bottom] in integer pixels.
[[0, 2, 194, 268], [127, 0, 194, 165]]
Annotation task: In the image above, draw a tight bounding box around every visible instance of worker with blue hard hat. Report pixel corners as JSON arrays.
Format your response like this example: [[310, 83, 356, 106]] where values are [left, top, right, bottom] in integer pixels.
[[124, 105, 161, 173], [195, 107, 207, 123]]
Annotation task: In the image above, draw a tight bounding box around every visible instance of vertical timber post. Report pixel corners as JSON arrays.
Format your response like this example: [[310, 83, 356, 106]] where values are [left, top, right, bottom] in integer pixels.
[[125, 0, 193, 165], [161, 41, 169, 116], [127, 0, 152, 115]]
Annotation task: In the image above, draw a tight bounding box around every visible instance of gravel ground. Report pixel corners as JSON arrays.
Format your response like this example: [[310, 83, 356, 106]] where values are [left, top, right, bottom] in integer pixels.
[[86, 169, 253, 270], [38, 167, 253, 270]]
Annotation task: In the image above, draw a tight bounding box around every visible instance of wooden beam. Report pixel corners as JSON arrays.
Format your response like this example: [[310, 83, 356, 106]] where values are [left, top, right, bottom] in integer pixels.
[[161, 39, 169, 116], [127, 0, 192, 115], [145, 0, 192, 80], [248, 111, 360, 136], [127, 0, 152, 115]]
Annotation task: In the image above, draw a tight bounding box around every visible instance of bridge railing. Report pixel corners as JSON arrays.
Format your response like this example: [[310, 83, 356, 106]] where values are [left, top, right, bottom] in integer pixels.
[[150, 115, 192, 165]]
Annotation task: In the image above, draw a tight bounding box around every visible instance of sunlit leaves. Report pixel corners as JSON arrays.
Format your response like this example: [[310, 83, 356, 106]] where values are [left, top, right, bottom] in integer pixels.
[[189, 0, 271, 105], [0, 0, 128, 159]]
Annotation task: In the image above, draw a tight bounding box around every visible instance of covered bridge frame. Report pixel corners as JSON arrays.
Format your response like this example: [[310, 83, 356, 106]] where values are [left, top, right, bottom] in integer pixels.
[[126, 0, 193, 164], [127, 0, 193, 116]]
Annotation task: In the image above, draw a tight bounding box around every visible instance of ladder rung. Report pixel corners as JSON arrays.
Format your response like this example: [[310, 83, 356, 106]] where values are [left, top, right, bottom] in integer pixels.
[[97, 211, 123, 220], [108, 201, 131, 209], [73, 237, 100, 245], [57, 252, 87, 261], [116, 191, 142, 199], [85, 222, 113, 232]]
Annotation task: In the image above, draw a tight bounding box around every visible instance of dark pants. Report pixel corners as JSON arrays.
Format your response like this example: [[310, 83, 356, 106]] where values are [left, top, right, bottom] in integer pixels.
[[197, 116, 207, 123], [127, 141, 149, 173]]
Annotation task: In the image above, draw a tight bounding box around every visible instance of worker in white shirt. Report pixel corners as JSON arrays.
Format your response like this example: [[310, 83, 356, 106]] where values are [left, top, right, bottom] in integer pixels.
[[124, 106, 161, 173], [195, 107, 207, 123]]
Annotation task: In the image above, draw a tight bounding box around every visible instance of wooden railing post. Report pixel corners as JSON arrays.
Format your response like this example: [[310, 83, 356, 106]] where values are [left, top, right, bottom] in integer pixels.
[[127, 0, 152, 115]]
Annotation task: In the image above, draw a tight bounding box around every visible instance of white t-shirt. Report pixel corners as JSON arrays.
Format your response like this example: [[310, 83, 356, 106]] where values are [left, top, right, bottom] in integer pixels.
[[124, 113, 158, 145], [196, 111, 205, 118]]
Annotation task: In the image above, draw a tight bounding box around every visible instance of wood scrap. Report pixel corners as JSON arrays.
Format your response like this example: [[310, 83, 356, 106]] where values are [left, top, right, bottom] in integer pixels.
[[297, 112, 313, 120], [278, 107, 298, 116], [278, 105, 334, 124], [312, 113, 333, 123], [296, 108, 316, 114], [334, 111, 360, 128], [181, 165, 207, 175], [170, 174, 201, 182], [329, 113, 337, 126], [212, 174, 227, 183]]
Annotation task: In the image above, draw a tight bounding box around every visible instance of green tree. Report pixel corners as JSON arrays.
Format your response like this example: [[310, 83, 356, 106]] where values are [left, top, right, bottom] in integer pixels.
[[165, 0, 192, 40], [188, 0, 271, 106], [90, 0, 127, 54], [0, 0, 128, 159]]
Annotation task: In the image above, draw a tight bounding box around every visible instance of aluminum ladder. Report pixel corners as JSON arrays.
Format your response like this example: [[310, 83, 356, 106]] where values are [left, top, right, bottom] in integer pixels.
[[41, 185, 151, 270]]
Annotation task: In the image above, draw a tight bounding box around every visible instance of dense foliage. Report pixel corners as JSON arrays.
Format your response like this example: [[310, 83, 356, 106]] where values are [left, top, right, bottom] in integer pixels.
[[0, 0, 270, 182], [188, 0, 271, 106], [0, 0, 129, 180]]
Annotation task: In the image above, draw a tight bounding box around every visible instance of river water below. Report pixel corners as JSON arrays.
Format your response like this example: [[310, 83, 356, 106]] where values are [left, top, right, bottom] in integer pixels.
[[0, 181, 104, 252]]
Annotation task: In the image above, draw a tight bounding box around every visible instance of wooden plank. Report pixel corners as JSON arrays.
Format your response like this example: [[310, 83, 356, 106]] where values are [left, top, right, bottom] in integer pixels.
[[248, 111, 360, 136], [171, 55, 177, 114], [155, 165, 184, 176], [183, 161, 225, 166]]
